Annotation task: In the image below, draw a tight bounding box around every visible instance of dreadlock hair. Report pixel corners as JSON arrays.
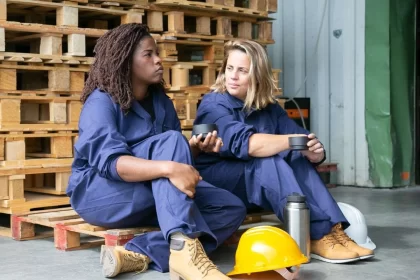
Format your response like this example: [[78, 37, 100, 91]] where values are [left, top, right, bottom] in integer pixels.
[[81, 23, 164, 111]]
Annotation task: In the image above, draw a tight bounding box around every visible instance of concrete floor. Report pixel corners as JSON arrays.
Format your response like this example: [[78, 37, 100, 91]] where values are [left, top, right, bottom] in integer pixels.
[[0, 186, 419, 280]]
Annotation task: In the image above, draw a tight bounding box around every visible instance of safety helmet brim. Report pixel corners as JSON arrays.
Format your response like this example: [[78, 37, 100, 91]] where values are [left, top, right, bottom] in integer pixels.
[[359, 236, 376, 250], [226, 255, 308, 276]]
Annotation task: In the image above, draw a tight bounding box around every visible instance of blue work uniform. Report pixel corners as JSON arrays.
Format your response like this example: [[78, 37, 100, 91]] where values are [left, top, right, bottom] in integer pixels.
[[66, 89, 246, 272], [193, 92, 348, 240]]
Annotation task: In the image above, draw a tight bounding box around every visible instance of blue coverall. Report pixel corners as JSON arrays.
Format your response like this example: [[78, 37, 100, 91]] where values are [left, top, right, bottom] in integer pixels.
[[193, 92, 349, 240], [66, 89, 246, 272]]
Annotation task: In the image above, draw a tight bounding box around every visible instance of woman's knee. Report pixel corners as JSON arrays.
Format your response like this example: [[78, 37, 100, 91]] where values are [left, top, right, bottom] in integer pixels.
[[254, 154, 290, 168], [160, 130, 188, 144], [225, 192, 247, 222], [251, 155, 295, 184], [131, 130, 190, 159]]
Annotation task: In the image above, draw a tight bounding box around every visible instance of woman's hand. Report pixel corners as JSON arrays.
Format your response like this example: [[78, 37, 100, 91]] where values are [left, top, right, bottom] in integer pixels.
[[300, 133, 325, 163], [166, 162, 202, 199], [189, 130, 223, 154]]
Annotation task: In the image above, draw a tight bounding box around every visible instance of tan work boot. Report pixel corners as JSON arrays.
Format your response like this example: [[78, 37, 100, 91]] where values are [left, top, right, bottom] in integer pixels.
[[311, 233, 360, 264], [332, 223, 375, 260], [100, 245, 151, 278], [169, 237, 231, 280]]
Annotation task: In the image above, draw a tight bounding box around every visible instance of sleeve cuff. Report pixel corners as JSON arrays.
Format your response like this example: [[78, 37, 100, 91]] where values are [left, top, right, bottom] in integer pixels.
[[312, 149, 327, 166]]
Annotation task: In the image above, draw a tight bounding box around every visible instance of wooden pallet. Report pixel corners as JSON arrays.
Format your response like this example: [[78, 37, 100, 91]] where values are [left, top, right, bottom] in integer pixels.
[[0, 52, 94, 66], [164, 64, 281, 93], [7, 207, 158, 250], [0, 192, 70, 214], [0, 62, 86, 92], [0, 158, 71, 175], [0, 97, 82, 129], [158, 41, 224, 62], [143, 9, 273, 43], [0, 131, 77, 162], [0, 156, 72, 169], [162, 61, 219, 90], [0, 160, 72, 206], [0, 160, 72, 201], [0, 22, 106, 57], [4, 0, 147, 21], [1, 171, 71, 201], [6, 206, 276, 250], [170, 95, 199, 121], [1, 0, 147, 49], [151, 0, 273, 18]]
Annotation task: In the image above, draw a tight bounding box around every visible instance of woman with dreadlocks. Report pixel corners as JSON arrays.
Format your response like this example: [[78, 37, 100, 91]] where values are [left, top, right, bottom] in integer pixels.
[[66, 23, 246, 279]]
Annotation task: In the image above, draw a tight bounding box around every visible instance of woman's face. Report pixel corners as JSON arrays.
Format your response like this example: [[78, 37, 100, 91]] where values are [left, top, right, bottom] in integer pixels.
[[224, 49, 250, 101], [132, 36, 163, 85]]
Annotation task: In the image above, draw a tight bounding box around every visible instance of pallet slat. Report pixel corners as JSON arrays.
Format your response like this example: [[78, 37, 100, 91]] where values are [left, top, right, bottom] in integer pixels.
[[0, 192, 70, 214], [10, 207, 158, 250], [5, 206, 276, 250]]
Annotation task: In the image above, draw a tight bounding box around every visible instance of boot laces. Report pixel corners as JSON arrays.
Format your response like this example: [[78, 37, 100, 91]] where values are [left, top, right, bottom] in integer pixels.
[[333, 226, 355, 246], [322, 233, 341, 248], [120, 251, 149, 274], [188, 239, 217, 276]]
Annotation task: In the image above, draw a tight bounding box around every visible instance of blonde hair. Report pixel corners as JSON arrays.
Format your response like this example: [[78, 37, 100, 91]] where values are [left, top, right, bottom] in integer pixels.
[[211, 39, 277, 111]]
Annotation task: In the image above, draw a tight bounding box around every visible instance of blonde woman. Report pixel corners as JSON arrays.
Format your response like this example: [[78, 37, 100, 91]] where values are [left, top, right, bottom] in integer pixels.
[[193, 39, 374, 264]]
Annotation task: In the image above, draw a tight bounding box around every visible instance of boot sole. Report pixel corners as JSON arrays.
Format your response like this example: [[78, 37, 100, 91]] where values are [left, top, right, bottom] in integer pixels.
[[102, 246, 119, 278], [100, 245, 107, 265], [359, 254, 374, 260], [310, 253, 360, 264]]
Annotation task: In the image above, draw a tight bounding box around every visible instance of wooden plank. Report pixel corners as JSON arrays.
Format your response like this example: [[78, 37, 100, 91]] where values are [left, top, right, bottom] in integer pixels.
[[27, 209, 78, 222], [0, 176, 8, 199], [0, 21, 106, 37], [15, 206, 73, 216], [0, 63, 90, 72], [0, 131, 78, 139], [7, 0, 133, 15], [0, 98, 80, 129], [0, 0, 6, 21], [106, 227, 158, 236], [153, 0, 269, 19], [0, 192, 70, 214], [0, 52, 93, 64], [77, 223, 108, 232], [0, 27, 4, 52]]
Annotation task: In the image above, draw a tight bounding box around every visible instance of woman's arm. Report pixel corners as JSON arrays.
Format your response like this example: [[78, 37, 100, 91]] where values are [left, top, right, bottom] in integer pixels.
[[114, 155, 200, 198], [248, 133, 302, 157], [115, 156, 173, 182]]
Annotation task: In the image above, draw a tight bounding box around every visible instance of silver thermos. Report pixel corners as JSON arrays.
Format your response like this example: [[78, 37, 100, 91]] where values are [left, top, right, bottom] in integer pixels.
[[283, 193, 310, 261]]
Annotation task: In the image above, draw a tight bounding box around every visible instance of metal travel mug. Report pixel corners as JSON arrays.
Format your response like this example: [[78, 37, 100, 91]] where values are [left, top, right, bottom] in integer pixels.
[[283, 193, 311, 261]]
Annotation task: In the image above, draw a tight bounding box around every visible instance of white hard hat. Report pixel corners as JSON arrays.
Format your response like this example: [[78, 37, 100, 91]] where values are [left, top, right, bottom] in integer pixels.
[[337, 202, 376, 250]]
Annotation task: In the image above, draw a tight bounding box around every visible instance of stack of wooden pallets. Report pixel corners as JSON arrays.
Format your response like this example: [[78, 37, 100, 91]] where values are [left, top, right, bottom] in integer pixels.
[[0, 0, 280, 237]]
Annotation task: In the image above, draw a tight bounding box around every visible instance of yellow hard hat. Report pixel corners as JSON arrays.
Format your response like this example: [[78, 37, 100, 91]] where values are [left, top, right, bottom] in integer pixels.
[[227, 226, 308, 276]]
